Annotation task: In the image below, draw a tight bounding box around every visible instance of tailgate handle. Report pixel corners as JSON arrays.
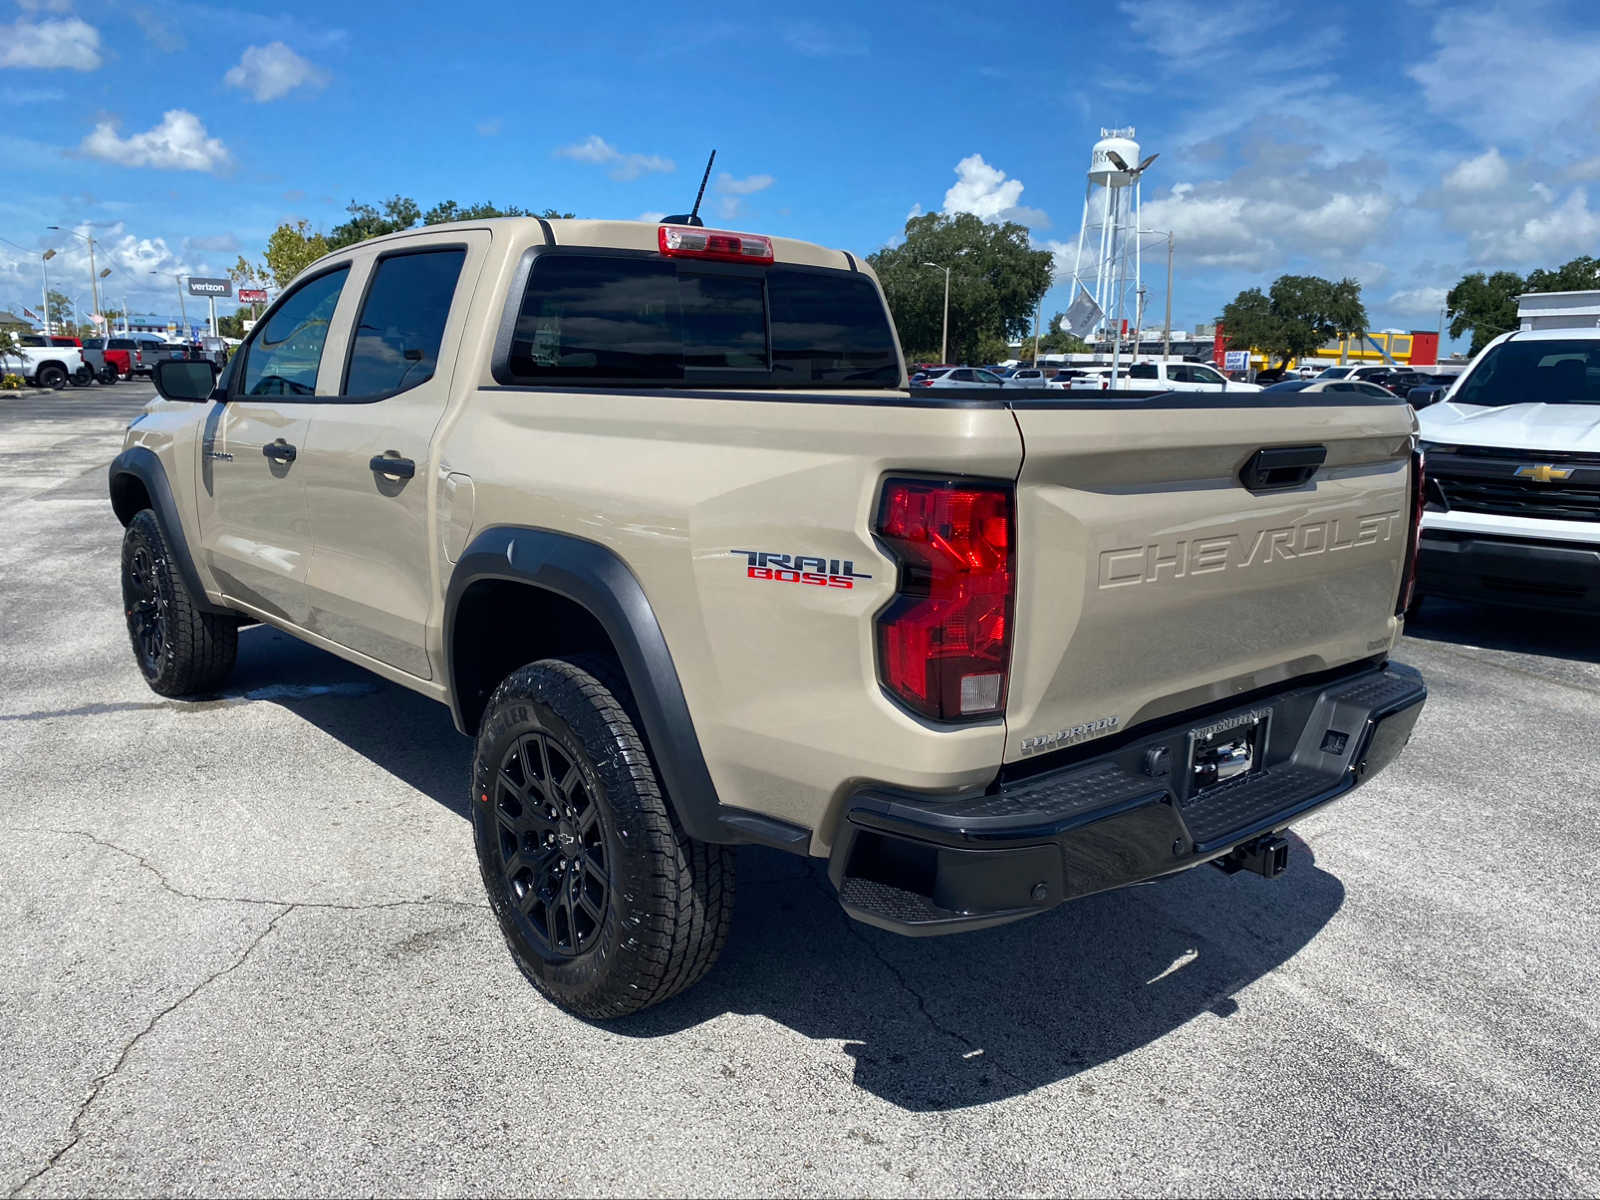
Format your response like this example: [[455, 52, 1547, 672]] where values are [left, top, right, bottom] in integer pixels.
[[1240, 445, 1326, 492]]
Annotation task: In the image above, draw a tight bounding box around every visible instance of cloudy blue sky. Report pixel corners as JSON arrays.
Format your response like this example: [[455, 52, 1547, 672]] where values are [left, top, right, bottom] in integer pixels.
[[2, 0, 1598, 349]]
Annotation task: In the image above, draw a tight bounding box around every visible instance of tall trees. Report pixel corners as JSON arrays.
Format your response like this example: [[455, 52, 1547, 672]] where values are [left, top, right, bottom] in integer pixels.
[[1220, 275, 1368, 368], [868, 212, 1055, 364], [241, 198, 577, 290]]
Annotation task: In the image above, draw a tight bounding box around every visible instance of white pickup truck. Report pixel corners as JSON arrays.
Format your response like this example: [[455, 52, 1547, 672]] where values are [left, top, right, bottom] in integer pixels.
[[1069, 360, 1262, 393], [1416, 327, 1600, 613], [1, 339, 89, 389]]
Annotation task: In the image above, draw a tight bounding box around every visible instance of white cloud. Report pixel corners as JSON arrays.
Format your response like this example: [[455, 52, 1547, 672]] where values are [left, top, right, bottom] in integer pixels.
[[1119, 0, 1288, 64], [1444, 147, 1509, 193], [17, 0, 73, 12], [224, 42, 328, 101], [941, 154, 1050, 228], [476, 119, 501, 137], [131, 7, 185, 51], [0, 17, 102, 69], [556, 135, 675, 182], [637, 211, 667, 223], [80, 110, 231, 172], [1409, 7, 1600, 142], [716, 172, 773, 196], [1387, 286, 1449, 315], [1474, 188, 1600, 263]]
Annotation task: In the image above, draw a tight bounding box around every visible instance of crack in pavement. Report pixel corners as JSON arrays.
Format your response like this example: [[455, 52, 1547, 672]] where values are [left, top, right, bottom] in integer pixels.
[[17, 827, 489, 914], [805, 869, 1035, 1095], [6, 905, 295, 1198]]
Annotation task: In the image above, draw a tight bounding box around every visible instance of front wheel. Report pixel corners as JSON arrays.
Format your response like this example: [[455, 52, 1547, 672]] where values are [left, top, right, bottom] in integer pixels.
[[472, 657, 734, 1020], [120, 510, 238, 696]]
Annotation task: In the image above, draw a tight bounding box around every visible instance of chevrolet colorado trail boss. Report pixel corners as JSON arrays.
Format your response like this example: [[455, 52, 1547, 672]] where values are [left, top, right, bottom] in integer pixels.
[[110, 218, 1428, 1019]]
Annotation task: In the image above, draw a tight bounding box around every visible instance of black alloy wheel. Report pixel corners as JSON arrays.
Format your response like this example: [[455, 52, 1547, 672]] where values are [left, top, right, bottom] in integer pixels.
[[492, 729, 610, 958], [125, 541, 167, 676]]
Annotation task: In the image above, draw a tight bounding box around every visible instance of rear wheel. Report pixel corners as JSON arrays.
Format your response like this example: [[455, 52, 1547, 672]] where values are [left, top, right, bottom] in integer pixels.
[[120, 509, 237, 696], [98, 366, 118, 384], [37, 364, 67, 390], [472, 656, 734, 1019]]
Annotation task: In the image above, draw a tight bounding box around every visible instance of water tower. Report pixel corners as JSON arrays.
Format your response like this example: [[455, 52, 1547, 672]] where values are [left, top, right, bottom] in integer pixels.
[[1068, 127, 1148, 344]]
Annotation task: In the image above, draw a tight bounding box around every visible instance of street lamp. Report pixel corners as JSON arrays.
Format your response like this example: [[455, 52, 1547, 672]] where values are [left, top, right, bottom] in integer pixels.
[[920, 261, 951, 364], [153, 271, 190, 338], [47, 224, 106, 326], [1101, 150, 1159, 389], [0, 237, 55, 334]]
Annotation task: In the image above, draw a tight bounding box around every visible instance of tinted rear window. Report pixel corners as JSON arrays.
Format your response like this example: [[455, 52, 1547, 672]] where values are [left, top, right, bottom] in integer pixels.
[[1454, 339, 1600, 407], [505, 255, 899, 388], [109, 339, 135, 349], [344, 248, 466, 397]]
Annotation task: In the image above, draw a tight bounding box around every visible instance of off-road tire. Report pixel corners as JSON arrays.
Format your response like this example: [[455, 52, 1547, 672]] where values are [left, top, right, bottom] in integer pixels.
[[472, 656, 734, 1020], [37, 364, 67, 390], [120, 509, 237, 696]]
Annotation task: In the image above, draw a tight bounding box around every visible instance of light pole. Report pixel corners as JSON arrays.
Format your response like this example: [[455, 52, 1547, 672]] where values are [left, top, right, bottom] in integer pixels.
[[42, 250, 55, 335], [48, 225, 106, 324], [153, 271, 189, 338], [921, 261, 951, 364], [0, 237, 55, 334], [1103, 150, 1160, 389]]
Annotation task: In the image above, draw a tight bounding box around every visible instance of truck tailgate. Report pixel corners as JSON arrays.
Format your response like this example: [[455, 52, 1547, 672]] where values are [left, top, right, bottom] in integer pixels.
[[1006, 395, 1416, 763]]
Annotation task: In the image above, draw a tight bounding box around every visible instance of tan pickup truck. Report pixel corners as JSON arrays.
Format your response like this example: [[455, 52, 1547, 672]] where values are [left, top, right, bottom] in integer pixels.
[[109, 218, 1427, 1018]]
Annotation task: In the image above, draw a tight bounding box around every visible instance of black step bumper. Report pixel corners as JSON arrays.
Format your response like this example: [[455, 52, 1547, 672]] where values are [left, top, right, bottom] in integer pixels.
[[1419, 530, 1600, 613], [828, 660, 1426, 935]]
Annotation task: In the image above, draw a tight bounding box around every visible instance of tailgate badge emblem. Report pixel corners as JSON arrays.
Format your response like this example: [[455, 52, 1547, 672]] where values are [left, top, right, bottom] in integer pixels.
[[1516, 464, 1572, 483]]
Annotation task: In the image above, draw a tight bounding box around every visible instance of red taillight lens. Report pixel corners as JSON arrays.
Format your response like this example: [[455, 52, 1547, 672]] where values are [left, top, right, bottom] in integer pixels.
[[1397, 447, 1425, 615], [658, 224, 774, 263], [874, 478, 1015, 721]]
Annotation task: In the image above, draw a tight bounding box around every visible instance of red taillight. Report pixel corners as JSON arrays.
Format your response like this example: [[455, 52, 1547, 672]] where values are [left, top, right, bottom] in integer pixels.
[[1397, 447, 1425, 615], [658, 224, 774, 263], [874, 478, 1015, 721]]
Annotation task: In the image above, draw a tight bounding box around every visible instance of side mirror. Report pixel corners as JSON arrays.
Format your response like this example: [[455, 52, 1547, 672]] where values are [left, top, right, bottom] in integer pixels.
[[152, 357, 219, 402]]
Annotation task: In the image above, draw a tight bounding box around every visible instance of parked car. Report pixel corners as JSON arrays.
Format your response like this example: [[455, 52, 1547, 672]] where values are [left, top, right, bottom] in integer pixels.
[[1415, 329, 1600, 614], [1123, 361, 1263, 393], [75, 337, 121, 384], [913, 366, 1017, 388], [1006, 366, 1048, 387], [1315, 365, 1393, 383], [21, 333, 99, 386], [104, 337, 142, 378], [113, 216, 1431, 1018], [0, 338, 88, 389]]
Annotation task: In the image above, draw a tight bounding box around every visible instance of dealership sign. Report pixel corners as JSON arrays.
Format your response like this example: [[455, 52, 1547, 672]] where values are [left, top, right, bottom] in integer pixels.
[[186, 277, 233, 297], [238, 288, 268, 303]]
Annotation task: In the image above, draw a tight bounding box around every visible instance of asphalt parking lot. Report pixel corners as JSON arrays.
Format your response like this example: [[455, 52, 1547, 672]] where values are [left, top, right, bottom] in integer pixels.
[[2, 387, 1596, 1198]]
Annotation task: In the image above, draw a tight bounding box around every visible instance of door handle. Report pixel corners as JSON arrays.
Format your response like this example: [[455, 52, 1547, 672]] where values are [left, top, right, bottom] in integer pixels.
[[369, 454, 415, 479], [263, 440, 297, 464]]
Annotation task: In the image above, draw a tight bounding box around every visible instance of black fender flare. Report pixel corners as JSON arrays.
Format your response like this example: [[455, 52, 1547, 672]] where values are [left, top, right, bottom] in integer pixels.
[[108, 446, 230, 615], [445, 526, 809, 853]]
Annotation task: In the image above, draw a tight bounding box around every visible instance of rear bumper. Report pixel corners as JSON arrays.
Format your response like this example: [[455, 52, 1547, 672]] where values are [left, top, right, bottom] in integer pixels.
[[1419, 530, 1600, 613], [828, 660, 1426, 935]]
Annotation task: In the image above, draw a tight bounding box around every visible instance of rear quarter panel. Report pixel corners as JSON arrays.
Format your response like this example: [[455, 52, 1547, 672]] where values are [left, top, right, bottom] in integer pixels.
[[442, 389, 1023, 853]]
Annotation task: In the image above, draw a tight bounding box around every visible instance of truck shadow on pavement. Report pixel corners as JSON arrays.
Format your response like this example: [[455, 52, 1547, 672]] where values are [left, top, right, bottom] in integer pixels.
[[1404, 598, 1600, 663], [231, 626, 1346, 1112]]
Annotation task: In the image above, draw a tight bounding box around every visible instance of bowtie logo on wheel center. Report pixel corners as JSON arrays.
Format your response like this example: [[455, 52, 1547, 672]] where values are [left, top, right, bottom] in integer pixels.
[[556, 822, 579, 853]]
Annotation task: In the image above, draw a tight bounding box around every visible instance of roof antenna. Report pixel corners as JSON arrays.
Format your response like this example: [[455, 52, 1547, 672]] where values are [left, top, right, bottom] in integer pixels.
[[664, 149, 715, 226]]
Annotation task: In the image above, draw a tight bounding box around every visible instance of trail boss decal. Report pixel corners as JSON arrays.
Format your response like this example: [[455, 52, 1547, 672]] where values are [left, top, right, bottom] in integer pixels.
[[732, 551, 872, 590]]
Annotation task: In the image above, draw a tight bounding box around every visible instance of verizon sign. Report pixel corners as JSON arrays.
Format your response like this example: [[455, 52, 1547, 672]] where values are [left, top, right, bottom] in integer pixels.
[[186, 277, 233, 297]]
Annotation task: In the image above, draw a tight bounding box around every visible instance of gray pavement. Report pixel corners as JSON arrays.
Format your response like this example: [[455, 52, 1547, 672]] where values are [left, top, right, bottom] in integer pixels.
[[1, 387, 1596, 1197]]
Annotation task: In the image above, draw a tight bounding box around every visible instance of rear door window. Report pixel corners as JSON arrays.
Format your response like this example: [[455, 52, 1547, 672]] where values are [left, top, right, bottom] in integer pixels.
[[505, 255, 899, 387], [343, 248, 466, 397]]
